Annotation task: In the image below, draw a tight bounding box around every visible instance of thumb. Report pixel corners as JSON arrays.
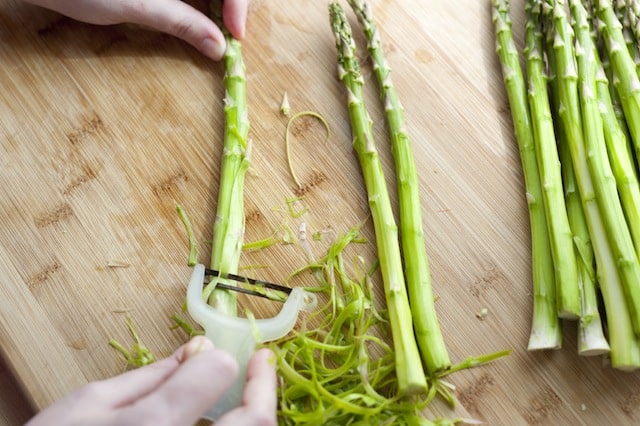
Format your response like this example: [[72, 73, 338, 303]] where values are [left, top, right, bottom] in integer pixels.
[[222, 0, 249, 40], [120, 337, 240, 424], [121, 0, 227, 60]]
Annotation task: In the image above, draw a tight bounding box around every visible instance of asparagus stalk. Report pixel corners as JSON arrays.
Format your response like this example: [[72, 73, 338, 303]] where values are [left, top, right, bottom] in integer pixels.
[[562, 120, 637, 365], [591, 4, 633, 137], [627, 0, 640, 46], [596, 0, 640, 164], [204, 0, 251, 316], [597, 58, 640, 263], [493, 0, 561, 350], [570, 0, 640, 337], [541, 6, 607, 355], [621, 0, 640, 71], [543, 0, 639, 367], [545, 0, 608, 339], [525, 0, 580, 319], [559, 125, 610, 355], [615, 0, 636, 56], [616, 0, 626, 18], [553, 0, 608, 355], [601, 48, 634, 146], [346, 0, 451, 374], [329, 2, 427, 394]]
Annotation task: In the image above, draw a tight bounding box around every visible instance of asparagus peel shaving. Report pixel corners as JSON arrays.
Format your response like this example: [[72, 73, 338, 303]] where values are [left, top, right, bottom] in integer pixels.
[[109, 318, 156, 370], [176, 204, 198, 267], [204, 0, 251, 315], [329, 2, 427, 395], [285, 110, 330, 190], [271, 226, 506, 425], [492, 0, 561, 350], [346, 0, 450, 375]]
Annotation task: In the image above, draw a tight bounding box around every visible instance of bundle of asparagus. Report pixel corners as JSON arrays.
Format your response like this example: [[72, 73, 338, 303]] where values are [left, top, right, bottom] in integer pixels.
[[492, 0, 640, 369]]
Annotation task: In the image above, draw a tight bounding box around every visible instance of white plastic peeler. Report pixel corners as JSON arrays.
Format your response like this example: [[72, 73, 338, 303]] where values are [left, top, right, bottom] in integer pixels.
[[186, 264, 316, 420]]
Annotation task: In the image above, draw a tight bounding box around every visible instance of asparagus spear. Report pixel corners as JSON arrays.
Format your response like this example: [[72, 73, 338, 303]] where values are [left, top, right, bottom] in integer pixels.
[[204, 0, 251, 315], [559, 124, 610, 355], [346, 0, 451, 374], [596, 0, 640, 164], [543, 0, 639, 367], [601, 47, 634, 146], [493, 0, 561, 350], [559, 0, 609, 355], [597, 57, 640, 263], [627, 0, 640, 47], [621, 0, 640, 71], [525, 0, 580, 319], [562, 123, 637, 366], [541, 4, 607, 355], [329, 2, 427, 394], [569, 0, 640, 337], [614, 0, 636, 56]]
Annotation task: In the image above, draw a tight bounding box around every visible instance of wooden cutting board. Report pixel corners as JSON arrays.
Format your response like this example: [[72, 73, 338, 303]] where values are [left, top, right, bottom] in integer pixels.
[[2, 0, 640, 424]]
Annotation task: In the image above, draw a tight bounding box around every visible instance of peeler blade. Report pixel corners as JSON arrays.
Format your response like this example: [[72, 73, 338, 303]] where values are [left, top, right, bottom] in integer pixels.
[[186, 264, 316, 420]]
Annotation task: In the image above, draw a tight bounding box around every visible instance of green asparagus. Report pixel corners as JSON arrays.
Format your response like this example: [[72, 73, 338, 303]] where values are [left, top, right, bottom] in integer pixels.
[[544, 0, 640, 367], [571, 0, 640, 337], [347, 0, 451, 374], [204, 0, 251, 315], [493, 0, 561, 350], [596, 0, 640, 165], [329, 2, 427, 394], [526, 0, 580, 319]]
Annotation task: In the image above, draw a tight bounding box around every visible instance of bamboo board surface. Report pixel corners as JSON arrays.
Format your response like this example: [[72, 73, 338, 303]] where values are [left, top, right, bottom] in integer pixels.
[[2, 0, 640, 424]]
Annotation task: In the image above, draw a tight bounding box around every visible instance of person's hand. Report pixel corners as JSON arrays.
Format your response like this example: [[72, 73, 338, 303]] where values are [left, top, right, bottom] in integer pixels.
[[22, 0, 249, 60], [25, 336, 277, 426]]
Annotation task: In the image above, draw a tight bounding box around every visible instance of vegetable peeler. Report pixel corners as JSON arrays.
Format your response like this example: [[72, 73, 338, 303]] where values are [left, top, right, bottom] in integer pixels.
[[186, 264, 316, 420]]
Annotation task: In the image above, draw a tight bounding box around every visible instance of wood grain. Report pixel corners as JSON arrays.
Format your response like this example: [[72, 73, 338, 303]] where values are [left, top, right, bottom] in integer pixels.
[[1, 0, 640, 424]]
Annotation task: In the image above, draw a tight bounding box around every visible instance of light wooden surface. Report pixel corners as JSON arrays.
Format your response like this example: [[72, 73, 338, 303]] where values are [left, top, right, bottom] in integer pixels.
[[2, 0, 640, 424]]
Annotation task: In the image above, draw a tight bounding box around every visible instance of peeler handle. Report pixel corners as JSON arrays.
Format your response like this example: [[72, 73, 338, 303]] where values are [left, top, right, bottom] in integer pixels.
[[186, 264, 315, 420]]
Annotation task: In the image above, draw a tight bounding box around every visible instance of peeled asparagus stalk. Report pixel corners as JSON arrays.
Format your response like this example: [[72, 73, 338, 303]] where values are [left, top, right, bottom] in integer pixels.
[[205, 0, 251, 316], [329, 2, 427, 394], [347, 0, 451, 374]]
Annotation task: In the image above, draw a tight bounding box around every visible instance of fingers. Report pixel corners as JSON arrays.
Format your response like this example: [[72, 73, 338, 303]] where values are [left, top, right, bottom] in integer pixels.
[[118, 338, 239, 425], [25, 0, 249, 60], [25, 336, 216, 425], [82, 336, 211, 408], [116, 0, 227, 60], [222, 0, 249, 40], [216, 348, 278, 426], [243, 349, 278, 414]]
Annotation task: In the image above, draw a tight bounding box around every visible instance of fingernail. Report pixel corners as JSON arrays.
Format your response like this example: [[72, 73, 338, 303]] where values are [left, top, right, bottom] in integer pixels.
[[237, 23, 246, 40], [258, 348, 276, 365], [200, 37, 226, 60], [182, 336, 214, 361]]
